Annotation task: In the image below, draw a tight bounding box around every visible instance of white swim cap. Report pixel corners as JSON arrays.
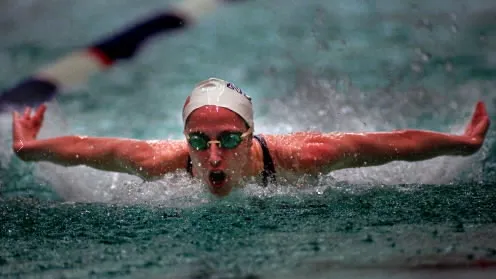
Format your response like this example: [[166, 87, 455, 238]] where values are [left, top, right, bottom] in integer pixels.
[[182, 77, 254, 129]]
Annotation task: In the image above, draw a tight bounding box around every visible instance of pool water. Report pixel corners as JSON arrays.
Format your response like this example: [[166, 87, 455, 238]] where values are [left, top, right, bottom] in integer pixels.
[[1, 0, 496, 278]]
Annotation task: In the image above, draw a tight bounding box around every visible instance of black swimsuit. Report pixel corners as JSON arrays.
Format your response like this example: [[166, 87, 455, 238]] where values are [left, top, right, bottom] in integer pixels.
[[186, 134, 276, 186]]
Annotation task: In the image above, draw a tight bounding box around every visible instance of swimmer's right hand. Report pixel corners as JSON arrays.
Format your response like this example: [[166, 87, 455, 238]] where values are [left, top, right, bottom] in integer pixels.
[[12, 104, 47, 153]]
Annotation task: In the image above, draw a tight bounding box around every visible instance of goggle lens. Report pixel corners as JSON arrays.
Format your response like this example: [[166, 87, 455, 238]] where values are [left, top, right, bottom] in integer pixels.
[[187, 131, 248, 150]]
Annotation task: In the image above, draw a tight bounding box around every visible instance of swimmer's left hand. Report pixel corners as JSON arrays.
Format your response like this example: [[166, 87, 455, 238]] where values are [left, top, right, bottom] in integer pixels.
[[461, 101, 490, 155]]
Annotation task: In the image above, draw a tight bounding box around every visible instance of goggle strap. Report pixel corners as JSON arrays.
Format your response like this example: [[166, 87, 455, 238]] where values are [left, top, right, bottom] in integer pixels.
[[241, 127, 253, 138]]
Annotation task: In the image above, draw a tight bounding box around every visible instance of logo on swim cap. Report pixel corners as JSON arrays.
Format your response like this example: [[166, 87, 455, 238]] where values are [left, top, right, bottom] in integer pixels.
[[227, 82, 242, 94], [227, 82, 251, 102]]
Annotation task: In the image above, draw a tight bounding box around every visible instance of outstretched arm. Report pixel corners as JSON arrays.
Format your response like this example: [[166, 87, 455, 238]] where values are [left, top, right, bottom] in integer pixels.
[[12, 105, 189, 180], [272, 101, 490, 174]]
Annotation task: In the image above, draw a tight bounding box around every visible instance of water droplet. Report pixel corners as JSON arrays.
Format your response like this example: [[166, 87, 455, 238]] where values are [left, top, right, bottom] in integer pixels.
[[415, 48, 431, 62], [411, 63, 422, 72], [75, 154, 79, 159], [445, 245, 454, 253], [443, 62, 453, 72], [197, 163, 202, 167], [416, 18, 432, 30], [139, 167, 143, 171], [362, 234, 374, 243], [421, 53, 431, 62]]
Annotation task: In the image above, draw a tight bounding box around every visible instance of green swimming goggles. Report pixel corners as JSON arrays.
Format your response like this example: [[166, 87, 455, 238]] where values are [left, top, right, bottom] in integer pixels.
[[186, 128, 252, 151]]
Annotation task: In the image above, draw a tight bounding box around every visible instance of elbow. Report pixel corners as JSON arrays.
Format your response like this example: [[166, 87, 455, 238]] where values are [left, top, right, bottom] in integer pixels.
[[136, 169, 166, 182], [140, 174, 162, 182], [126, 161, 167, 182]]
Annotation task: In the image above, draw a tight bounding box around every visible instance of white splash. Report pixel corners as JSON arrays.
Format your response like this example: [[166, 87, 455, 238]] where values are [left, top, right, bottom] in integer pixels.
[[0, 80, 493, 205]]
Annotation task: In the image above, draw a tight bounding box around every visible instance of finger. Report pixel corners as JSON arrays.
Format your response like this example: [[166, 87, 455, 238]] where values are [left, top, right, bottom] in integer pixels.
[[475, 116, 490, 138], [471, 101, 488, 126], [23, 107, 32, 119], [34, 104, 47, 121], [12, 111, 20, 139], [12, 111, 19, 122], [475, 101, 488, 118], [465, 101, 490, 136]]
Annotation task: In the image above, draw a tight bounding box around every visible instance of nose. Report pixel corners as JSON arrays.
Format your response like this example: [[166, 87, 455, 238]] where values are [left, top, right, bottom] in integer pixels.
[[208, 143, 222, 167]]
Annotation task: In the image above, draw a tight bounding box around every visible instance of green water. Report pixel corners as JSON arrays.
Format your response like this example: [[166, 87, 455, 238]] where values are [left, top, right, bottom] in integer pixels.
[[2, 183, 496, 278], [1, 0, 496, 278]]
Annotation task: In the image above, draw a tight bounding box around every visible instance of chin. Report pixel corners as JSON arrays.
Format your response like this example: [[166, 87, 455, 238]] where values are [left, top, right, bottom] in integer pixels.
[[206, 178, 235, 197], [208, 185, 234, 197]]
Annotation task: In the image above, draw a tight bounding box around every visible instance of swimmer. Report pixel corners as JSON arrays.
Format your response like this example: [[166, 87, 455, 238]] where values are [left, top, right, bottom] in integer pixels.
[[11, 78, 491, 197]]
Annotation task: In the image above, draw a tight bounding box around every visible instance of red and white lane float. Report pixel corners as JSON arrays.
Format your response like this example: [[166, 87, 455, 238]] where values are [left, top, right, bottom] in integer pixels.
[[0, 0, 247, 112]]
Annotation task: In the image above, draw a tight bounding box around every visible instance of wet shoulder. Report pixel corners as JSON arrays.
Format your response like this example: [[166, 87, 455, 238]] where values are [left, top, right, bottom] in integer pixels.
[[254, 132, 320, 169], [259, 132, 324, 150], [257, 132, 343, 175], [253, 133, 325, 182]]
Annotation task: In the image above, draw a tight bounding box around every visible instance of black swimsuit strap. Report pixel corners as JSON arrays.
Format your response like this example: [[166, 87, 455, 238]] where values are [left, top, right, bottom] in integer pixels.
[[185, 134, 276, 186], [253, 134, 276, 186]]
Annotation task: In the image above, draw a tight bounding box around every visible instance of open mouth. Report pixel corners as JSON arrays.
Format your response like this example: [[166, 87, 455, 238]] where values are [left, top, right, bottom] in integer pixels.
[[209, 170, 227, 187]]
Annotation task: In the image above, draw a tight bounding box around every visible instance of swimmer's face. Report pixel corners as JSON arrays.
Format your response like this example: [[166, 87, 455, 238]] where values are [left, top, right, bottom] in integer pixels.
[[184, 106, 252, 197]]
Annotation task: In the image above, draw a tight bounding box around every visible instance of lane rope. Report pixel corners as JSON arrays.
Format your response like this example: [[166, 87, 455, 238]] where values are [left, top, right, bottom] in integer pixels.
[[0, 0, 247, 112]]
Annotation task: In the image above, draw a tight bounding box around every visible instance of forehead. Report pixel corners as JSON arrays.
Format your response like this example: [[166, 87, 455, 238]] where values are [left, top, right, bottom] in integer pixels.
[[185, 105, 245, 132]]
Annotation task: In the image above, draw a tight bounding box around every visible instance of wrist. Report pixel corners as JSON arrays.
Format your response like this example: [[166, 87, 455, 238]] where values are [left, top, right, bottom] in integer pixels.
[[12, 139, 39, 161]]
